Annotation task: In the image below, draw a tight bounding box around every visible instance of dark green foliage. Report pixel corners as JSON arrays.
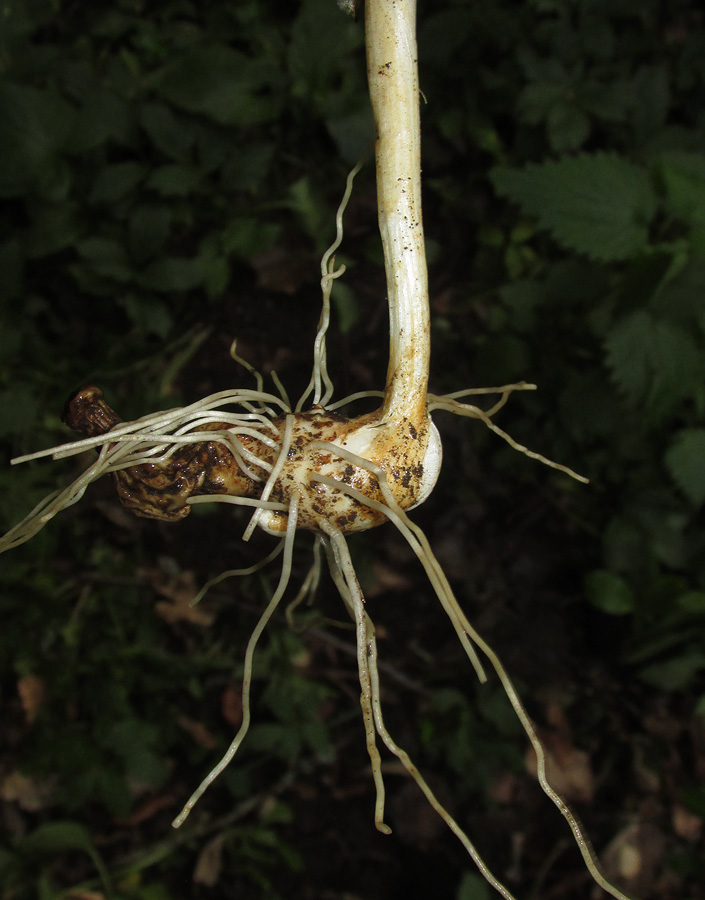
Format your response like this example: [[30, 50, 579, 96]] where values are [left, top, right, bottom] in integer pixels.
[[491, 154, 658, 261], [2, 1, 705, 899]]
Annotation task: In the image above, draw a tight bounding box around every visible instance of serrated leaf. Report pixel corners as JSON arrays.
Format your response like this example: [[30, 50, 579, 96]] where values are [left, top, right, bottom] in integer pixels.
[[139, 257, 204, 292], [21, 821, 94, 856], [546, 101, 591, 153], [25, 203, 82, 258], [90, 161, 146, 203], [21, 822, 112, 892], [73, 239, 132, 284], [629, 65, 669, 140], [456, 871, 492, 900], [220, 142, 275, 192], [677, 591, 705, 613], [639, 652, 705, 691], [0, 84, 75, 197], [665, 429, 705, 506], [128, 205, 171, 262], [604, 310, 703, 413], [659, 151, 705, 227], [221, 217, 279, 259], [152, 45, 279, 127], [146, 164, 201, 196], [491, 153, 657, 260], [517, 82, 565, 125], [140, 102, 193, 163], [585, 570, 634, 614], [68, 86, 131, 153], [120, 294, 172, 338], [288, 0, 362, 106]]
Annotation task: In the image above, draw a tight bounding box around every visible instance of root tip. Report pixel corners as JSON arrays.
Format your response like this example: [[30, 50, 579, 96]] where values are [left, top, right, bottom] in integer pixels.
[[171, 809, 189, 829]]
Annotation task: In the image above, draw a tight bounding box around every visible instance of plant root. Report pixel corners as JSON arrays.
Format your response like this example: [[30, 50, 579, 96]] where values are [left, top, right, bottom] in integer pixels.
[[0, 162, 626, 900]]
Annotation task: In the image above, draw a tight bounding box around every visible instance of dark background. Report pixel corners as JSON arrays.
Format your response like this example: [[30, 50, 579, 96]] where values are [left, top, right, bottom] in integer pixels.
[[1, 1, 704, 898]]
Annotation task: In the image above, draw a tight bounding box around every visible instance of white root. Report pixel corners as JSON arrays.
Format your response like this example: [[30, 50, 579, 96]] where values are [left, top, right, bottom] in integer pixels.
[[171, 494, 300, 829], [305, 446, 635, 900], [298, 157, 366, 413], [321, 526, 392, 836]]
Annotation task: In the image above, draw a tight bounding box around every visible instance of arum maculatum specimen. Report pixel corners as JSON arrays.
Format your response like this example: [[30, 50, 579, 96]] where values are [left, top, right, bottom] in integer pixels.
[[1, 2, 637, 898]]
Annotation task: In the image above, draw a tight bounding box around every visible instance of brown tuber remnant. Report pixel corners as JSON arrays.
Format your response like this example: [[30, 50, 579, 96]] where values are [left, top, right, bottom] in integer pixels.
[[63, 386, 263, 522], [63, 386, 121, 438]]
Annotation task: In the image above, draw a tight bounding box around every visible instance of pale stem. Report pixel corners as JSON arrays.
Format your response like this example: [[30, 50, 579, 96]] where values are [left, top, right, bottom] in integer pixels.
[[366, 0, 430, 424]]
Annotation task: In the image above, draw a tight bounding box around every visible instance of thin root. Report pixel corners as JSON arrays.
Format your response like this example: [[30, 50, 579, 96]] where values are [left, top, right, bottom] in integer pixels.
[[171, 494, 300, 829]]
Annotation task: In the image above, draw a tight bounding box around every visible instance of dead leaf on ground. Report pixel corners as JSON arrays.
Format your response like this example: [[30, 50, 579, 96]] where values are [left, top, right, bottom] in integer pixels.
[[116, 792, 176, 826], [194, 833, 226, 887], [178, 714, 217, 749], [390, 775, 454, 846], [17, 674, 45, 725], [488, 771, 518, 805], [672, 803, 702, 841], [598, 822, 666, 898], [366, 560, 415, 597], [1, 770, 56, 812], [525, 703, 595, 804], [141, 566, 215, 626], [251, 247, 309, 295], [222, 683, 243, 727]]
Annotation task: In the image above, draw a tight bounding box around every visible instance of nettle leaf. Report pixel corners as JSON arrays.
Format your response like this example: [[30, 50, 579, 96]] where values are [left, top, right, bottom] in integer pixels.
[[128, 205, 171, 262], [665, 429, 705, 506], [629, 65, 669, 141], [546, 101, 591, 153], [585, 570, 634, 615], [25, 202, 82, 258], [677, 591, 705, 613], [21, 821, 95, 857], [491, 153, 657, 261], [20, 821, 112, 893], [221, 142, 275, 192], [152, 45, 279, 127], [516, 82, 565, 125], [140, 102, 194, 163], [138, 257, 204, 292], [68, 86, 131, 153], [221, 217, 280, 259], [604, 310, 703, 413], [89, 161, 146, 204], [146, 164, 201, 197], [119, 294, 173, 338], [457, 871, 492, 900], [659, 151, 705, 227], [289, 0, 362, 105], [0, 83, 75, 197], [639, 652, 705, 691]]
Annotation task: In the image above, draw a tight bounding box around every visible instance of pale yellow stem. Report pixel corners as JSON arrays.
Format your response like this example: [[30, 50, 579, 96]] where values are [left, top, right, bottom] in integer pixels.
[[366, 0, 430, 424]]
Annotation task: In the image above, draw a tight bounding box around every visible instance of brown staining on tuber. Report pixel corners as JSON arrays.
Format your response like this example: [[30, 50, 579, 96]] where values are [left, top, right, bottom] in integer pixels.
[[62, 387, 436, 535], [63, 387, 264, 522]]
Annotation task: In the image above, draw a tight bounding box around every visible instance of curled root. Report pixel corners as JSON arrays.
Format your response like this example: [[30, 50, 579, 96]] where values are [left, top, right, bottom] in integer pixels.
[[161, 431, 629, 900], [0, 158, 627, 899]]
